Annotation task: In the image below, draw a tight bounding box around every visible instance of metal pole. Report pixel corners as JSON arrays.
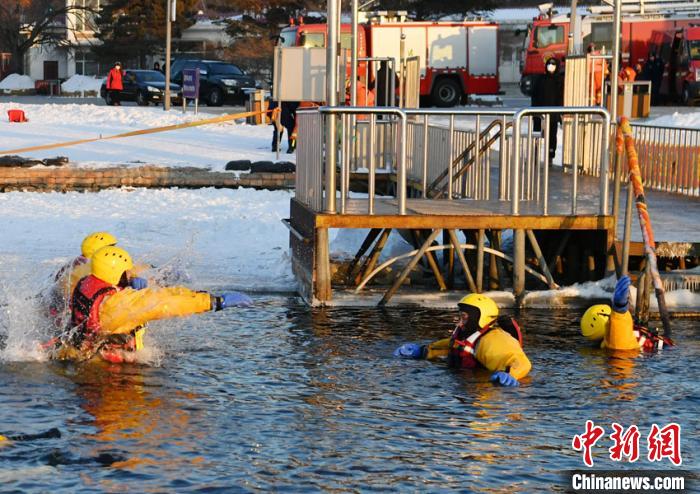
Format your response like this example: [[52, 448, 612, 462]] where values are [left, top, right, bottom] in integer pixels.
[[422, 114, 429, 198], [324, 0, 340, 213], [351, 0, 358, 107], [448, 114, 455, 200], [369, 114, 376, 214], [164, 0, 173, 111], [572, 115, 579, 214], [621, 182, 633, 276], [512, 114, 522, 215], [399, 34, 406, 108], [568, 0, 578, 54], [610, 0, 622, 121]]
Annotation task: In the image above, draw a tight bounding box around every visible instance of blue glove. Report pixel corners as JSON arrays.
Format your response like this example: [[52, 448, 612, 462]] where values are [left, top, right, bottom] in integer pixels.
[[612, 275, 631, 313], [490, 371, 519, 387], [393, 343, 426, 359], [130, 277, 148, 290], [220, 292, 253, 309]]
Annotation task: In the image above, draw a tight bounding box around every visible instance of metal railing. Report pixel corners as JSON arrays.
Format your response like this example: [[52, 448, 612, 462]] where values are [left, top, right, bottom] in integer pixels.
[[625, 123, 700, 198], [296, 106, 612, 216]]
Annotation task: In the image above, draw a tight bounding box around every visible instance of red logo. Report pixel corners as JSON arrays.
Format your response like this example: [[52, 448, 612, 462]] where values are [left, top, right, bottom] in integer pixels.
[[572, 420, 605, 467], [609, 423, 641, 462], [647, 423, 682, 466]]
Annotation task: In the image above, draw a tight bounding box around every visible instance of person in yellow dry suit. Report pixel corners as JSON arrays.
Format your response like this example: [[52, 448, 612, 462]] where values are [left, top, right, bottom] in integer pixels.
[[393, 294, 532, 387], [581, 275, 672, 352], [47, 232, 149, 329], [50, 245, 252, 364]]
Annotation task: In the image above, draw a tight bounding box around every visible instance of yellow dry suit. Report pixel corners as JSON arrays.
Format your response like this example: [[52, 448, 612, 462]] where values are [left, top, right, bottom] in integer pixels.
[[52, 285, 214, 363], [425, 325, 532, 381]]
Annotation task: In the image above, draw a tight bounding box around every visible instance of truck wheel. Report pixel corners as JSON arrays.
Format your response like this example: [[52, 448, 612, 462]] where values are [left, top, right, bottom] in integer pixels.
[[208, 88, 223, 106], [431, 78, 461, 107]]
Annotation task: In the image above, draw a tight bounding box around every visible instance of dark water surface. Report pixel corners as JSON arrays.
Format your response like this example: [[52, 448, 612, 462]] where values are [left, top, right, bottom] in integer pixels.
[[1, 299, 697, 493]]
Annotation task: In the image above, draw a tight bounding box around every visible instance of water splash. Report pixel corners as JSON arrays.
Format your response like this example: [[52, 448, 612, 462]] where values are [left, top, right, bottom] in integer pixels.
[[0, 257, 54, 362]]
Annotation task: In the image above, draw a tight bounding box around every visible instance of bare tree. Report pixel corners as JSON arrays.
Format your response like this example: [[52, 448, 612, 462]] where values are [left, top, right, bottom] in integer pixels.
[[0, 0, 94, 75]]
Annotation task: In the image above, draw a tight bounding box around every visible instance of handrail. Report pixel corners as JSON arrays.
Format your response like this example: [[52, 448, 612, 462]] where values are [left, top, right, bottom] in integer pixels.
[[512, 106, 611, 216], [426, 119, 512, 199], [318, 106, 408, 214]]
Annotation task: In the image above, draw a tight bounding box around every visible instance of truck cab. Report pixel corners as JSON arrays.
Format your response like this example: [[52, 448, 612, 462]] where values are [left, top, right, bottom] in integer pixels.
[[520, 18, 569, 95]]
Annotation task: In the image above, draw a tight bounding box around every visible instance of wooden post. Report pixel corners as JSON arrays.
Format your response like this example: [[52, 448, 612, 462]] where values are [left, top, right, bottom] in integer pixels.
[[476, 229, 485, 293], [412, 230, 447, 291], [355, 228, 391, 286], [346, 228, 382, 281], [526, 229, 558, 289], [513, 229, 526, 298], [315, 227, 332, 302], [635, 261, 652, 325], [447, 229, 478, 293], [444, 229, 455, 289], [488, 230, 506, 290], [379, 229, 442, 306]]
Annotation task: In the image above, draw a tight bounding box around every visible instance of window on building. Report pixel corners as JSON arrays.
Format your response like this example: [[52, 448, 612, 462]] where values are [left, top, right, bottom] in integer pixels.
[[75, 50, 100, 75], [74, 0, 100, 32]]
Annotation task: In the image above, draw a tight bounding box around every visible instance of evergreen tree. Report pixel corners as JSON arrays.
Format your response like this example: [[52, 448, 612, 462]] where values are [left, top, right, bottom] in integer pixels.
[[93, 0, 199, 67]]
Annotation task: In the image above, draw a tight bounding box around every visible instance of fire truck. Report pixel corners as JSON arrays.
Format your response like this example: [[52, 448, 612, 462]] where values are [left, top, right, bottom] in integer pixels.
[[519, 0, 700, 104], [278, 13, 500, 107]]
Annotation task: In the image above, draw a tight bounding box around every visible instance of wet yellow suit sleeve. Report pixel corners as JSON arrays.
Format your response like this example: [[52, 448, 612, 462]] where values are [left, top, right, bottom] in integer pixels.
[[475, 329, 532, 380], [98, 286, 213, 335], [425, 338, 451, 359], [602, 310, 640, 351]]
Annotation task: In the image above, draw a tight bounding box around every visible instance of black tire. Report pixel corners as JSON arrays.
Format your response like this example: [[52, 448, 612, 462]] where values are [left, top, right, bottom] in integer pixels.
[[208, 88, 223, 106], [104, 92, 112, 106], [431, 78, 461, 107], [136, 91, 149, 106]]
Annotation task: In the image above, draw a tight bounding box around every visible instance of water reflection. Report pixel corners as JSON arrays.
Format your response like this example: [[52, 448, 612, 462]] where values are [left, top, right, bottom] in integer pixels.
[[0, 301, 695, 492]]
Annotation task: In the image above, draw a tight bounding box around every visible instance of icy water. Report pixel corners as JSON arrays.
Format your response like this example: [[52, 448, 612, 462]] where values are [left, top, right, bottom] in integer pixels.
[[0, 298, 697, 493]]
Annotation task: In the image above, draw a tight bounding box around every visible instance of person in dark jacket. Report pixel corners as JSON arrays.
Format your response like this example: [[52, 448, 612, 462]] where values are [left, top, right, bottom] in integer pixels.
[[106, 62, 124, 106], [531, 57, 564, 161], [642, 52, 664, 105], [269, 100, 299, 153]]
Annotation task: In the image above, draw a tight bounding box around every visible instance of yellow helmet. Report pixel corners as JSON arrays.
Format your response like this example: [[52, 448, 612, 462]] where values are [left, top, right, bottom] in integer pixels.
[[81, 232, 117, 258], [581, 304, 612, 341], [458, 294, 499, 328], [91, 246, 133, 285]]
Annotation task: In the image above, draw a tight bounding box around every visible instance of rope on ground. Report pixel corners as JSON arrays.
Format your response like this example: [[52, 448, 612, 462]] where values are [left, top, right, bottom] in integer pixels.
[[0, 108, 272, 156], [618, 116, 672, 338]]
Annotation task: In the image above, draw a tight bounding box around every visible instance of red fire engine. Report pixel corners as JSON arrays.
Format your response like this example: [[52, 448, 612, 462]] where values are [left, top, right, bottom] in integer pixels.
[[279, 13, 500, 107], [519, 1, 700, 104]]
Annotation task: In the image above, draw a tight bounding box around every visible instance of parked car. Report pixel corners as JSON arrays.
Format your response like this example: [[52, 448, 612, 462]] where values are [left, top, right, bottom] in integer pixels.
[[170, 59, 257, 106], [100, 69, 181, 106]]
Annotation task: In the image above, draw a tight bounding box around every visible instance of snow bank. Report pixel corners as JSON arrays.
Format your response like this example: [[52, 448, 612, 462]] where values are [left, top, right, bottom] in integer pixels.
[[0, 74, 34, 91], [644, 111, 700, 129], [0, 103, 284, 170], [61, 74, 105, 93]]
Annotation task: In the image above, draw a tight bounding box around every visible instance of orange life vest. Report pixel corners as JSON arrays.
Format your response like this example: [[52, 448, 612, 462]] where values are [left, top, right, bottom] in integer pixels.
[[69, 275, 116, 348]]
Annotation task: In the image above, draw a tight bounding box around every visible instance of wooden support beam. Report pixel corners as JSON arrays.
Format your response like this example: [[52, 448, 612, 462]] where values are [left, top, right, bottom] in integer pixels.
[[379, 229, 442, 306], [315, 227, 332, 303], [488, 230, 507, 290], [346, 228, 382, 282], [412, 230, 447, 291], [513, 229, 526, 298], [443, 229, 455, 289], [526, 229, 558, 289], [448, 229, 478, 293], [355, 228, 391, 286], [476, 229, 485, 293], [548, 230, 572, 277]]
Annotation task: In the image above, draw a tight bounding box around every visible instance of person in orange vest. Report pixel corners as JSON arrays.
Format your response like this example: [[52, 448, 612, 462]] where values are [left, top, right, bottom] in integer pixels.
[[50, 245, 252, 364], [106, 61, 124, 106], [580, 275, 672, 352], [587, 44, 608, 106], [618, 63, 637, 89], [345, 76, 375, 120]]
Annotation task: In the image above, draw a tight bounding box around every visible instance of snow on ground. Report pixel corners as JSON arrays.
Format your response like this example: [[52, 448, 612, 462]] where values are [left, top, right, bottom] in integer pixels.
[[0, 102, 284, 169], [61, 75, 105, 94], [0, 74, 34, 91], [644, 111, 700, 129]]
